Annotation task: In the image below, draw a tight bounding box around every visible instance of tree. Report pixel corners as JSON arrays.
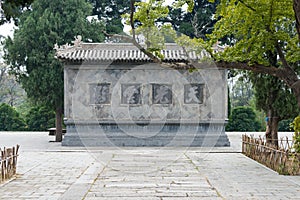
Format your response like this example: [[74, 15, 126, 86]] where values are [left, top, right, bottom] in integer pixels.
[[117, 0, 300, 106], [0, 103, 26, 131], [226, 106, 261, 131], [159, 0, 219, 39], [230, 76, 254, 108], [4, 0, 105, 141], [278, 119, 293, 132], [88, 0, 141, 34], [207, 0, 300, 110], [1, 44, 25, 106], [0, 0, 35, 25], [108, 0, 300, 147], [252, 74, 298, 144], [0, 73, 25, 106]]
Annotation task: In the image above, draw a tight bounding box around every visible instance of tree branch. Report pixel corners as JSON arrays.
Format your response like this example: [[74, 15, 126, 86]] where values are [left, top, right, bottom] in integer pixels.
[[275, 42, 289, 69], [238, 0, 256, 12], [215, 61, 279, 77], [124, 0, 162, 64], [130, 0, 136, 40]]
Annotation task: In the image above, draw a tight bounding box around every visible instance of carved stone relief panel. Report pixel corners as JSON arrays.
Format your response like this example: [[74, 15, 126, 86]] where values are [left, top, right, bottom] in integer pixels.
[[152, 84, 172, 104], [121, 84, 142, 104], [89, 83, 110, 104], [184, 84, 204, 104]]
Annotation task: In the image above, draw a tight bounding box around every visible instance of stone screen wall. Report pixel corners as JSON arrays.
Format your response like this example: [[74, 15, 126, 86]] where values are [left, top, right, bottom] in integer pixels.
[[63, 62, 229, 147], [64, 63, 227, 123]]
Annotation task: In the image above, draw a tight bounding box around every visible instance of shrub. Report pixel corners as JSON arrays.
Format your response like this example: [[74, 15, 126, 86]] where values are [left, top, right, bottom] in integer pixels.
[[290, 116, 300, 153], [278, 119, 293, 132], [226, 106, 261, 131], [0, 103, 26, 131], [26, 106, 55, 131]]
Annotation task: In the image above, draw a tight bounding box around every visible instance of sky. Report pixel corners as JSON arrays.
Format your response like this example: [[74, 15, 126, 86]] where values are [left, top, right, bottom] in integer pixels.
[[0, 22, 14, 38]]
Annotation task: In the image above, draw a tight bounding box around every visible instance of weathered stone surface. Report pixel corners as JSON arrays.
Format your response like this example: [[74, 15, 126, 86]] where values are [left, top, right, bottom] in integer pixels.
[[63, 59, 229, 146]]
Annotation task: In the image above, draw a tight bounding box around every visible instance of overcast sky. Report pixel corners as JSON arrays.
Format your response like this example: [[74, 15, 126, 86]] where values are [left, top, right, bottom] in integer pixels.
[[0, 22, 14, 38]]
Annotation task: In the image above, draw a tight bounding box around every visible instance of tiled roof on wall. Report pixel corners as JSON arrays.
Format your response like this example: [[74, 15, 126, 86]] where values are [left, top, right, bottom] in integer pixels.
[[55, 42, 209, 63]]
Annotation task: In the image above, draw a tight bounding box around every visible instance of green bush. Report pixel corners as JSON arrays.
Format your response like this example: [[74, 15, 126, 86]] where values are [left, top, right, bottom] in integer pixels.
[[290, 116, 300, 153], [278, 119, 293, 132], [0, 103, 26, 131], [26, 106, 55, 131], [226, 106, 261, 131]]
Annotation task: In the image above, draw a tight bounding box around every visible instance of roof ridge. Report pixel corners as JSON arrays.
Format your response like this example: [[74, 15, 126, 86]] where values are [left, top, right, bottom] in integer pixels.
[[55, 40, 205, 63]]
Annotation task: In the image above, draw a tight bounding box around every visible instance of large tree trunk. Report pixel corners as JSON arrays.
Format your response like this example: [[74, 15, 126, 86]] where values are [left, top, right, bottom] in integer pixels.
[[266, 109, 280, 148], [55, 106, 63, 142]]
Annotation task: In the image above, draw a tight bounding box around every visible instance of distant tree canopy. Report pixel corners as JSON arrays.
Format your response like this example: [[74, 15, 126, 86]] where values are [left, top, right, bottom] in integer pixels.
[[0, 103, 26, 131], [229, 76, 254, 108], [226, 107, 261, 132], [88, 0, 137, 34], [159, 0, 219, 39]]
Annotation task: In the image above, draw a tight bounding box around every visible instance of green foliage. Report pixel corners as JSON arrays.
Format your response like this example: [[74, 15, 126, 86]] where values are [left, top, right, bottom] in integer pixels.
[[173, 0, 194, 12], [226, 106, 261, 132], [89, 0, 139, 34], [290, 116, 300, 153], [176, 0, 219, 39], [278, 119, 293, 132], [0, 0, 34, 25], [230, 76, 254, 108], [26, 105, 55, 131], [0, 103, 26, 131], [4, 0, 105, 111], [253, 74, 299, 120], [123, 0, 172, 51], [207, 0, 299, 65]]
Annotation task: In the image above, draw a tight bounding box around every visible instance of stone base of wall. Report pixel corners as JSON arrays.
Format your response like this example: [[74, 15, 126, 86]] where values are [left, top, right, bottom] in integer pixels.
[[62, 122, 230, 147]]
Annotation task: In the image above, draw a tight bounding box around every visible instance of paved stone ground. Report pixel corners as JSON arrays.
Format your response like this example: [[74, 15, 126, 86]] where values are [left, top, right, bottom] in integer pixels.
[[0, 132, 299, 200]]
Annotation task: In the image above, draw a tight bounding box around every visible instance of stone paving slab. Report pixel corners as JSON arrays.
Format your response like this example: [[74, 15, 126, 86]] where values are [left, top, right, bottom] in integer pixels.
[[0, 132, 299, 200]]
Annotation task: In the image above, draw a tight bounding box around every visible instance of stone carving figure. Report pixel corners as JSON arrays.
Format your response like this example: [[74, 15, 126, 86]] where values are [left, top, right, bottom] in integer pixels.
[[94, 84, 109, 104], [154, 85, 171, 104], [123, 85, 140, 104]]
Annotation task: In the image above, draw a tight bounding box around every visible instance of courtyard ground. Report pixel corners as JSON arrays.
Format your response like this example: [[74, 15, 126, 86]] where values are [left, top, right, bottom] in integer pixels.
[[0, 131, 299, 200]]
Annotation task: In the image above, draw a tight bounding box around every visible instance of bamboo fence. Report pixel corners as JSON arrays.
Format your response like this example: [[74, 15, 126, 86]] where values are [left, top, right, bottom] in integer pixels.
[[242, 135, 300, 175], [0, 145, 20, 183]]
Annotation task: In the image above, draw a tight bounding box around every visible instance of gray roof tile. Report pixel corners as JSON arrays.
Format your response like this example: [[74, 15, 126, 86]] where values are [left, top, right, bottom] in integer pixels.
[[55, 43, 207, 62]]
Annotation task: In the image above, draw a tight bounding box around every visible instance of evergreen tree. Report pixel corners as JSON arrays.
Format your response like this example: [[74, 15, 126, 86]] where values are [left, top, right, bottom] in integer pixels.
[[226, 107, 261, 132], [26, 105, 55, 131], [89, 0, 140, 34], [4, 0, 105, 141], [253, 74, 299, 144], [0, 103, 26, 131], [159, 0, 219, 39], [0, 0, 34, 25]]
